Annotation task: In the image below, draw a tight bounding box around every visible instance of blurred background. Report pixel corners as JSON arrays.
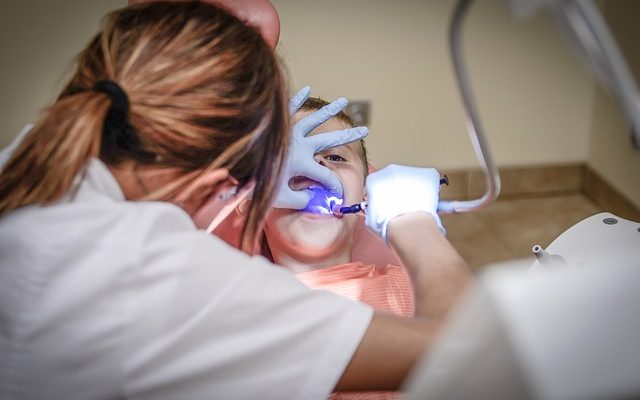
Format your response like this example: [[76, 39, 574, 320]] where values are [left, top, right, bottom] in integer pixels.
[[1, 0, 638, 268]]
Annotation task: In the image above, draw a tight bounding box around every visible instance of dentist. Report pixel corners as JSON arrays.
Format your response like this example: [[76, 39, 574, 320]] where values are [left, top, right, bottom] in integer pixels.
[[0, 2, 470, 400]]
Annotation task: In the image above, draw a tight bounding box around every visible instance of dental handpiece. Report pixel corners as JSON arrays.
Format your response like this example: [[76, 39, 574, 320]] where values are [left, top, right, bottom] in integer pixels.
[[336, 201, 367, 215], [336, 175, 449, 215]]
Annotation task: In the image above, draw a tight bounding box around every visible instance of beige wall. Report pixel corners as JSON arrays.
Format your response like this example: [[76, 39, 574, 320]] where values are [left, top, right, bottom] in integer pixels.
[[1, 0, 636, 207], [272, 0, 596, 169], [586, 0, 640, 209], [0, 0, 125, 146]]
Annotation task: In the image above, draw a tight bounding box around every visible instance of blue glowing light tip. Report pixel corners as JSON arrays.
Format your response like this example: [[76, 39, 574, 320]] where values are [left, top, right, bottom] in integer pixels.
[[300, 186, 343, 215]]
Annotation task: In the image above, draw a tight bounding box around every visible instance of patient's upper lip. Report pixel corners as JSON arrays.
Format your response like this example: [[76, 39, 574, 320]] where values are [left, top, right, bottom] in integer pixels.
[[290, 176, 323, 191]]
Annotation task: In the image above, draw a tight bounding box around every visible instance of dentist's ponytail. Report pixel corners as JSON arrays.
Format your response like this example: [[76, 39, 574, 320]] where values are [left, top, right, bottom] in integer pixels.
[[0, 1, 289, 252], [0, 92, 109, 214]]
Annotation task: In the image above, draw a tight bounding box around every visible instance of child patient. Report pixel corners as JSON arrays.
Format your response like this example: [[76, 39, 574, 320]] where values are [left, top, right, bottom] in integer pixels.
[[264, 99, 414, 399]]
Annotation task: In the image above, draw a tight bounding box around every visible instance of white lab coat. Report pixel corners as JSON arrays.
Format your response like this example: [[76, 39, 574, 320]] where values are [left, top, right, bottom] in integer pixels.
[[0, 139, 373, 400]]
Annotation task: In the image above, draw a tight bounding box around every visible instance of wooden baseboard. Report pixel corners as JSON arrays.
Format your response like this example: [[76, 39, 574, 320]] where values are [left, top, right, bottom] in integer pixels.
[[440, 163, 640, 221], [583, 167, 640, 222]]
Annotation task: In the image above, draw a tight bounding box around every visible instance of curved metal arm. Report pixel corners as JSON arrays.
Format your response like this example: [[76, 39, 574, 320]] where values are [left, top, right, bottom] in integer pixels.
[[438, 0, 501, 214]]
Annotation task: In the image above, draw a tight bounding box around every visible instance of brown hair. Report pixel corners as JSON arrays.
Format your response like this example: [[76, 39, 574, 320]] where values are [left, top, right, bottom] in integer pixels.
[[299, 97, 368, 175], [0, 1, 289, 252]]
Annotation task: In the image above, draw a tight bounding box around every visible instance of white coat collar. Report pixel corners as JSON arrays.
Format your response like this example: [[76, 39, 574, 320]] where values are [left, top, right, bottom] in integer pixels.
[[1, 126, 125, 202], [74, 158, 126, 202]]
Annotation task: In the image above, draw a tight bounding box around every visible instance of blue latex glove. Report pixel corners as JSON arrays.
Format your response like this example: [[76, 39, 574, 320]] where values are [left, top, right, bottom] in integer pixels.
[[365, 164, 445, 242], [273, 87, 369, 209]]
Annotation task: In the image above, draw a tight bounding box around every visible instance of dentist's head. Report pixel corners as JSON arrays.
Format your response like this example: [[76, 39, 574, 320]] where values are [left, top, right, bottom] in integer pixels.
[[128, 0, 281, 49], [0, 1, 288, 251]]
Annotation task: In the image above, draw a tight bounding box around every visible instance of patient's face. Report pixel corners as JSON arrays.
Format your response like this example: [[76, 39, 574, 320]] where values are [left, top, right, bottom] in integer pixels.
[[265, 113, 366, 262]]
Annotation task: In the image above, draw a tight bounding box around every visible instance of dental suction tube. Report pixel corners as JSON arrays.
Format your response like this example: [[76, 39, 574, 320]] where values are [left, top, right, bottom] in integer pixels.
[[438, 0, 501, 214]]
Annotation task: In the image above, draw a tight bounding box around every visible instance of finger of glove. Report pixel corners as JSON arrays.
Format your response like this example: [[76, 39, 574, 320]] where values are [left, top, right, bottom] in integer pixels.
[[301, 163, 344, 196], [308, 126, 369, 153], [273, 186, 312, 210], [289, 86, 311, 115], [295, 97, 348, 136]]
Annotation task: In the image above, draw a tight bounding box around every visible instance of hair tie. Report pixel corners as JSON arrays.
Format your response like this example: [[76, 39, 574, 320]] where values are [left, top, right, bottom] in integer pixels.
[[93, 80, 129, 113], [92, 80, 153, 163]]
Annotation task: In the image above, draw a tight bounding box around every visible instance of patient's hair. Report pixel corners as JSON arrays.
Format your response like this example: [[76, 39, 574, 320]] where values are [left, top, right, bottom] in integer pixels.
[[300, 97, 369, 175], [0, 1, 288, 251]]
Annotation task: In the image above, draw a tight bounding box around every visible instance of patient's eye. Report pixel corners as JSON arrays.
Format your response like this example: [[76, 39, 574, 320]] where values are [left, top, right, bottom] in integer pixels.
[[325, 154, 346, 162]]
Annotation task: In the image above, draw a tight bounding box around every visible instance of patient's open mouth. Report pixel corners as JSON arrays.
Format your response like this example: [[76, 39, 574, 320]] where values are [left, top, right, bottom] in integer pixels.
[[290, 177, 344, 215]]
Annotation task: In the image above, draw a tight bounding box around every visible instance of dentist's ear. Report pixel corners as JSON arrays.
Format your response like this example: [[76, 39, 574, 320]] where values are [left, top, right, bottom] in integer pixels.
[[236, 198, 252, 216], [176, 168, 235, 215]]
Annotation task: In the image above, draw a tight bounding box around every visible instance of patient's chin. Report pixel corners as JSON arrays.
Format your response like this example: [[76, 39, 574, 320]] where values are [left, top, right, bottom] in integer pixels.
[[294, 220, 345, 249], [264, 209, 357, 264], [279, 218, 350, 258]]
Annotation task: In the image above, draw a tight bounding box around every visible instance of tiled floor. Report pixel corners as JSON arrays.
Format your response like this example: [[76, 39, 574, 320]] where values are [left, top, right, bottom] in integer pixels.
[[441, 192, 604, 270]]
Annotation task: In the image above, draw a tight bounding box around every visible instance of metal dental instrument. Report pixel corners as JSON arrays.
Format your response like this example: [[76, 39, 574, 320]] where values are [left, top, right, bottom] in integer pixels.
[[337, 201, 367, 215], [437, 0, 501, 215]]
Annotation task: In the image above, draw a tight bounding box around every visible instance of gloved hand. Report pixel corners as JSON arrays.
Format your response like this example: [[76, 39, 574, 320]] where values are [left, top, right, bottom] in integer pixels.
[[273, 87, 369, 209], [365, 164, 445, 242]]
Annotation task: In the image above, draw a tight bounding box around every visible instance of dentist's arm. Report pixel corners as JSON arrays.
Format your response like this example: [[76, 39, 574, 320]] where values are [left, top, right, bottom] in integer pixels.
[[335, 165, 472, 392], [364, 165, 470, 319], [389, 212, 470, 320]]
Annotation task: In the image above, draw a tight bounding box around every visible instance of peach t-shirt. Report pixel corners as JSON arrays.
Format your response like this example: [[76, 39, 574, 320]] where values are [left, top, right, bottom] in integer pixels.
[[295, 262, 415, 400], [295, 262, 415, 318]]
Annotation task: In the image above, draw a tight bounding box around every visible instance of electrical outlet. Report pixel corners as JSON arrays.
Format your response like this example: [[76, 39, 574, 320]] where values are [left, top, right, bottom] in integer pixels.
[[345, 101, 370, 126]]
